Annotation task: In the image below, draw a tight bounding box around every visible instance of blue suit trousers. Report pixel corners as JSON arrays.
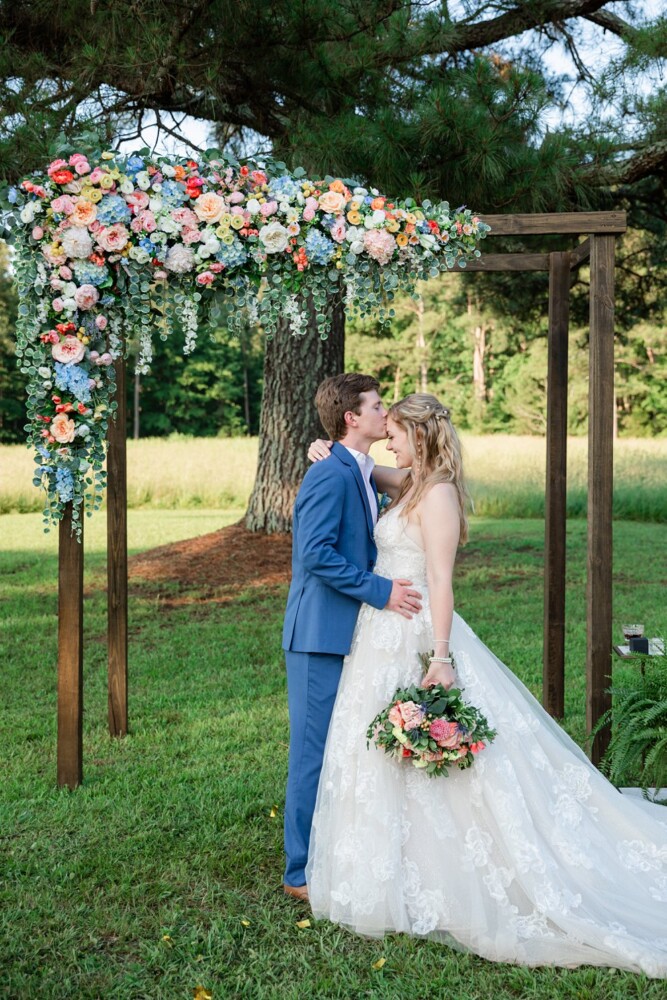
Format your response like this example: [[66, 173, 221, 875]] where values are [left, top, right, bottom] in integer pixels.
[[283, 650, 343, 887]]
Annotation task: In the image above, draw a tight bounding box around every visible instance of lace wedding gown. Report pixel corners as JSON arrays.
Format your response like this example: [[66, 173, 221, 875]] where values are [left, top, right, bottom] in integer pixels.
[[306, 505, 667, 976]]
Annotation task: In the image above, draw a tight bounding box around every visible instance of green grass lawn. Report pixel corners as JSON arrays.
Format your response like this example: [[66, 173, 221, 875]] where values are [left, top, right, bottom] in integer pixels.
[[1, 511, 666, 999]]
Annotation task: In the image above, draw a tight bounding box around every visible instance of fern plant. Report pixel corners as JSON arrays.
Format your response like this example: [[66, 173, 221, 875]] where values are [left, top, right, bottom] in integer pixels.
[[594, 647, 667, 804]]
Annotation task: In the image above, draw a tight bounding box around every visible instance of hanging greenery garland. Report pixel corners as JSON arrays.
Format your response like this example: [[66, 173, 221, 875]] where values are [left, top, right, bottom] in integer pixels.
[[0, 145, 489, 538]]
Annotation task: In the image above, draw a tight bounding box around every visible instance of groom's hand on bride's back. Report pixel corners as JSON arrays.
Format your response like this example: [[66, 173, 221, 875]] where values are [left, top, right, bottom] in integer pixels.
[[386, 579, 422, 619]]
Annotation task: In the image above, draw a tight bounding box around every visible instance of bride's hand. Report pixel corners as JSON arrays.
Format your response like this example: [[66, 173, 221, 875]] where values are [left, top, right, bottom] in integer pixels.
[[308, 439, 333, 462], [422, 661, 456, 691]]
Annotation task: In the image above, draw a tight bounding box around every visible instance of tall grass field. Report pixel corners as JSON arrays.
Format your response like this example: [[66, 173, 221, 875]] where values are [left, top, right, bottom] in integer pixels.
[[2, 434, 666, 520]]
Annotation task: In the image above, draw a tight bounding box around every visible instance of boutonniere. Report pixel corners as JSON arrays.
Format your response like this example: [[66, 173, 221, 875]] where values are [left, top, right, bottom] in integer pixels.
[[378, 492, 392, 516]]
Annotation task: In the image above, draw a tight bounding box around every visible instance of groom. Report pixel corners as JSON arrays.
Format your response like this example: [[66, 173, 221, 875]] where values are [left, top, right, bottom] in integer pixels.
[[282, 372, 421, 900]]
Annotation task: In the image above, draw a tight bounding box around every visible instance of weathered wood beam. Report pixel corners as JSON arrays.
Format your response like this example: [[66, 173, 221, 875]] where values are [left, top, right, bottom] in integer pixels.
[[480, 212, 626, 236], [453, 253, 550, 271], [570, 239, 591, 269], [57, 505, 83, 789], [107, 356, 128, 738], [543, 252, 570, 720], [587, 234, 615, 766]]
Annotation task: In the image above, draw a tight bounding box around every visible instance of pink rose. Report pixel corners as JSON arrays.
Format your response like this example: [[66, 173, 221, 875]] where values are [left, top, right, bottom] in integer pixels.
[[50, 277, 64, 290], [32, 226, 44, 240], [48, 331, 60, 344], [429, 719, 463, 749], [52, 335, 85, 364], [69, 154, 91, 175], [95, 315, 108, 331], [96, 223, 129, 252], [230, 205, 244, 215], [303, 208, 316, 222], [330, 217, 347, 243], [260, 200, 278, 217], [305, 197, 319, 212], [399, 701, 425, 730], [74, 284, 99, 310], [59, 265, 73, 280], [182, 227, 202, 244], [127, 190, 150, 212], [171, 206, 199, 227], [50, 412, 76, 443], [210, 262, 224, 273], [228, 191, 245, 204], [388, 704, 404, 727], [98, 352, 113, 366], [51, 195, 75, 215], [88, 167, 106, 185], [52, 297, 64, 313], [196, 270, 215, 286]]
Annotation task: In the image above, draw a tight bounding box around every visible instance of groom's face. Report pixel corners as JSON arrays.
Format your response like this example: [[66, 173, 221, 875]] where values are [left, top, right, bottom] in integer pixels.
[[347, 390, 387, 442]]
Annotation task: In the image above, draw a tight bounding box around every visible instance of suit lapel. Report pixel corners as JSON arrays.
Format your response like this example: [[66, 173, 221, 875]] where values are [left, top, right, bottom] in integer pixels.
[[332, 442, 375, 539]]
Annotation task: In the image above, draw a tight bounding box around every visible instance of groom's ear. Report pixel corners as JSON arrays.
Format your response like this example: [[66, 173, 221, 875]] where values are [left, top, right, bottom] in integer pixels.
[[343, 409, 357, 427]]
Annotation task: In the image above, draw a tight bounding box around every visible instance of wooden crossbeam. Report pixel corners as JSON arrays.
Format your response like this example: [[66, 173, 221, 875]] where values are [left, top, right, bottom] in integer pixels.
[[453, 253, 550, 271], [480, 212, 626, 236]]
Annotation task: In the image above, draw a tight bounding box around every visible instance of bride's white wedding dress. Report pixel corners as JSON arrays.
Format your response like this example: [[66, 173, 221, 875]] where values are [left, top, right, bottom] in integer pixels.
[[307, 505, 667, 976]]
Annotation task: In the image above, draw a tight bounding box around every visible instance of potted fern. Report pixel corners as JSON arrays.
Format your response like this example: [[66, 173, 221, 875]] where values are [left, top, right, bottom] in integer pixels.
[[594, 644, 667, 804]]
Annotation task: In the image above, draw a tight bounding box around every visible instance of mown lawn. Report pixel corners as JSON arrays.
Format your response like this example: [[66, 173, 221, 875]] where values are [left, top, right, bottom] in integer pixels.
[[1, 511, 666, 999]]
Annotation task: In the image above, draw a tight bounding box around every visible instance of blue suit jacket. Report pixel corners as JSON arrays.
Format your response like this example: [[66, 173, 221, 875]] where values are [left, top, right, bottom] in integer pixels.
[[282, 442, 393, 655]]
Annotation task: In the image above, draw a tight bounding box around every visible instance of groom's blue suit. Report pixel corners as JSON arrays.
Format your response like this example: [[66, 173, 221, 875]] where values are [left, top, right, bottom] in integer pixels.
[[282, 442, 392, 887]]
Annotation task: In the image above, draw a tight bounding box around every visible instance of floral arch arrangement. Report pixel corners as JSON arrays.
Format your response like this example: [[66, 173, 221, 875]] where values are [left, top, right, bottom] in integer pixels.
[[2, 146, 489, 537]]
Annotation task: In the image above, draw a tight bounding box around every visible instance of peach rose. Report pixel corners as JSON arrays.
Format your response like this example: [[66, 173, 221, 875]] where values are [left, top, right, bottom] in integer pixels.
[[70, 200, 97, 227], [96, 223, 129, 252], [194, 192, 226, 224], [52, 335, 86, 364], [50, 412, 76, 443], [74, 284, 99, 310], [318, 190, 346, 215], [388, 704, 404, 727], [399, 701, 425, 730]]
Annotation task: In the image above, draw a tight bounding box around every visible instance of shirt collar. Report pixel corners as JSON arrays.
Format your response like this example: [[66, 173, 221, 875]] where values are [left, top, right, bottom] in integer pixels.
[[343, 445, 375, 473]]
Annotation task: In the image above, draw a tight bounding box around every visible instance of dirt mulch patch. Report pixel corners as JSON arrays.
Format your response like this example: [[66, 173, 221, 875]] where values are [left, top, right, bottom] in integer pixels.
[[129, 521, 292, 607]]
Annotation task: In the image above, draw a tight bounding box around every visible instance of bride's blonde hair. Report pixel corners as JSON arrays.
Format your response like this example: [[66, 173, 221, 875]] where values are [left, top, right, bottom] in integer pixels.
[[389, 394, 470, 544]]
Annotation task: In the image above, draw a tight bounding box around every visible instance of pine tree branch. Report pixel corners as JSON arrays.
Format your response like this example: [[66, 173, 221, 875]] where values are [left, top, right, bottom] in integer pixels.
[[597, 140, 667, 185], [583, 10, 638, 41], [445, 0, 615, 54]]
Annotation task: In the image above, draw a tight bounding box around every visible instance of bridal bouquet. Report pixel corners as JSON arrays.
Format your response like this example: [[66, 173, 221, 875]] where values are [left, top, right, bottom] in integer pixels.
[[367, 671, 496, 777]]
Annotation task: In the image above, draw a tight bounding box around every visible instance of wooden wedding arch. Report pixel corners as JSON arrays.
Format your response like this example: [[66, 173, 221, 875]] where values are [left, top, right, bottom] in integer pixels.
[[56, 210, 625, 788]]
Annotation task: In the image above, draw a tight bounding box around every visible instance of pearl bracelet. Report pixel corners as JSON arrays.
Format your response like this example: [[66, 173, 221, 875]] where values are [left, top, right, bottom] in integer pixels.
[[429, 656, 453, 665]]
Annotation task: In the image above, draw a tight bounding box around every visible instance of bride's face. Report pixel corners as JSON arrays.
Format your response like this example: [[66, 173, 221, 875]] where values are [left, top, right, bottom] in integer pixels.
[[385, 417, 414, 468]]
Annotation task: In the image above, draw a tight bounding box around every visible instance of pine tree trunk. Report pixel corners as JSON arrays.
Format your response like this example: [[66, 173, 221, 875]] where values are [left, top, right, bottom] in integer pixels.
[[244, 299, 344, 533]]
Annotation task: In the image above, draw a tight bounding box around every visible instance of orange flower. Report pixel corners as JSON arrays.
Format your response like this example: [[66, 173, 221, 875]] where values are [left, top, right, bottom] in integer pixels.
[[405, 223, 415, 234], [396, 233, 408, 247], [329, 179, 346, 194], [347, 210, 362, 225], [173, 165, 187, 181], [370, 197, 385, 210]]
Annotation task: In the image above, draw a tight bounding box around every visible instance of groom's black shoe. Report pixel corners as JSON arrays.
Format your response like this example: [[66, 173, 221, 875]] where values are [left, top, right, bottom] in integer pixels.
[[284, 883, 309, 902]]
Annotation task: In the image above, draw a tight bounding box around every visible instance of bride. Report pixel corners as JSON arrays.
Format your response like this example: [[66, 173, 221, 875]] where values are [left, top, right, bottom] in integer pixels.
[[305, 393, 667, 977]]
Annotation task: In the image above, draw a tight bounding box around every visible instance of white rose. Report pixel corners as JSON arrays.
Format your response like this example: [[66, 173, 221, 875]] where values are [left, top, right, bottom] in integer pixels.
[[259, 220, 290, 253], [345, 226, 363, 243], [151, 182, 163, 192], [129, 246, 151, 264], [353, 187, 368, 197], [62, 297, 77, 312], [20, 203, 36, 224], [149, 231, 167, 244], [136, 171, 151, 190], [148, 195, 164, 213], [38, 366, 51, 378], [279, 201, 291, 214], [162, 165, 176, 178], [119, 179, 134, 195], [62, 281, 77, 298], [245, 199, 261, 215], [349, 240, 365, 255], [418, 234, 437, 249], [158, 217, 180, 234]]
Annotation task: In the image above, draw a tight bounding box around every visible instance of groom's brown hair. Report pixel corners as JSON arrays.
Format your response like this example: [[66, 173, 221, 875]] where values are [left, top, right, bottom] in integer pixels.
[[315, 373, 380, 441]]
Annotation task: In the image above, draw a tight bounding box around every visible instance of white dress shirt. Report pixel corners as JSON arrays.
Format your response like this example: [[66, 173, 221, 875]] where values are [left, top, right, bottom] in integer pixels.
[[344, 446, 378, 526]]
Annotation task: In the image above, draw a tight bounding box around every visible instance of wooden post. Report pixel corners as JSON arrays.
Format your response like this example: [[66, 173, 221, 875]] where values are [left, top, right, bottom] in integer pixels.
[[57, 504, 84, 788], [107, 354, 128, 737], [587, 235, 615, 764], [543, 252, 570, 718]]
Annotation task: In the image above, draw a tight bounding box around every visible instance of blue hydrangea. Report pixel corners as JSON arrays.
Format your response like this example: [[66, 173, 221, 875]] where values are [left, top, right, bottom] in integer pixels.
[[54, 362, 92, 403], [125, 155, 146, 175], [216, 239, 248, 270], [96, 194, 131, 226], [7, 187, 18, 204], [56, 468, 75, 502], [139, 238, 155, 253], [72, 261, 109, 287], [268, 175, 301, 202], [160, 180, 187, 205], [305, 229, 336, 265]]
